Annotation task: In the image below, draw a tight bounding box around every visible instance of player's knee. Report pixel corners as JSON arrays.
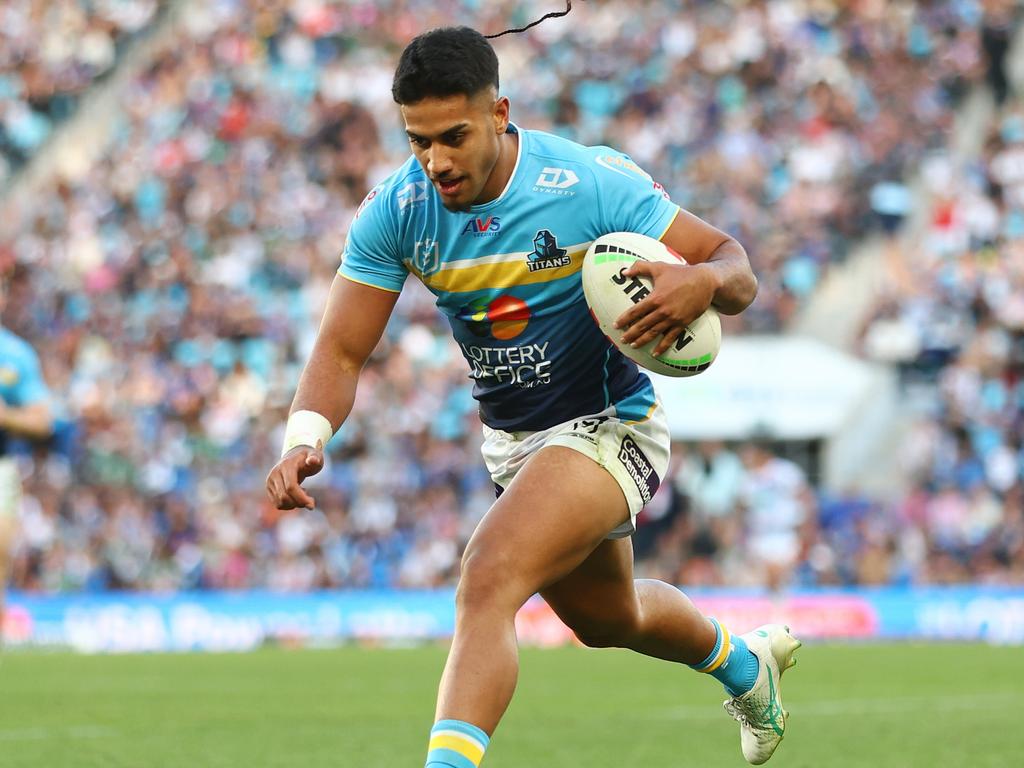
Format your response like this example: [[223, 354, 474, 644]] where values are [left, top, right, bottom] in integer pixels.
[[455, 542, 529, 614], [568, 606, 642, 649]]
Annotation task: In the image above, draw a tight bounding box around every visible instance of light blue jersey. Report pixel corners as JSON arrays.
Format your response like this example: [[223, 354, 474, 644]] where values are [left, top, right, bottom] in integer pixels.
[[0, 327, 50, 455], [340, 124, 680, 431]]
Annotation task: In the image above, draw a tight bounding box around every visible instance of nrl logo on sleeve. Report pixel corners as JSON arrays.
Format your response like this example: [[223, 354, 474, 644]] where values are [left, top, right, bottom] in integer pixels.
[[412, 238, 441, 275], [526, 230, 571, 272]]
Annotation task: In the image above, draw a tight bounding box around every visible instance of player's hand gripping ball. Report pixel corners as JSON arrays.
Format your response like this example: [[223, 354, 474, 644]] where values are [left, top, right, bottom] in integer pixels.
[[582, 232, 721, 377]]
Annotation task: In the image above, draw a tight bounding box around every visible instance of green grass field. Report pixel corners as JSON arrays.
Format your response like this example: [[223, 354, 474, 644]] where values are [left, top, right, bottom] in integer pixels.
[[2, 642, 1021, 767]]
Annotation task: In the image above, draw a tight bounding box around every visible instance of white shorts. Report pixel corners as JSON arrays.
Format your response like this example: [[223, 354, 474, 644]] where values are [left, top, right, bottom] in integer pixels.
[[481, 400, 671, 538], [0, 458, 21, 520], [749, 532, 800, 566]]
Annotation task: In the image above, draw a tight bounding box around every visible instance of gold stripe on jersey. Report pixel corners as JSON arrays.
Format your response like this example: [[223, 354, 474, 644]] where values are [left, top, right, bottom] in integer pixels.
[[656, 207, 681, 241], [407, 243, 592, 294], [337, 272, 403, 293]]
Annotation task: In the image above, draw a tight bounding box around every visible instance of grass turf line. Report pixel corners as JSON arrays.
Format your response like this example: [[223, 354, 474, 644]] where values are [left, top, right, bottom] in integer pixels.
[[1, 643, 1021, 767]]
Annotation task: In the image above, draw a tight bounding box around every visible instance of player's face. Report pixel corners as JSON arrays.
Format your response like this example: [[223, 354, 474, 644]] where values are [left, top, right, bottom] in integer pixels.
[[402, 90, 510, 212]]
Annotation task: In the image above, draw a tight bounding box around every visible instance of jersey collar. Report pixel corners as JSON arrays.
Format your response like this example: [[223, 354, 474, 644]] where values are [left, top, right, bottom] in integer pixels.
[[470, 122, 524, 212]]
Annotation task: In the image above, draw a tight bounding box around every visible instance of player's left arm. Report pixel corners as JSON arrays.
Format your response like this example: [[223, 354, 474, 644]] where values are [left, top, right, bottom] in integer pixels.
[[615, 209, 757, 355], [0, 348, 53, 440], [0, 400, 52, 440]]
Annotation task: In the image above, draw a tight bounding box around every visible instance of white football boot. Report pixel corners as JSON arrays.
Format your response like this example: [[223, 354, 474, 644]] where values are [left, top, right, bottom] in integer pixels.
[[722, 624, 801, 765]]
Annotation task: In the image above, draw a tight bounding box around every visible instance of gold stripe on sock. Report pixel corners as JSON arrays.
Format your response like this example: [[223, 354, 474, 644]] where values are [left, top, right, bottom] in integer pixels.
[[702, 625, 731, 673], [428, 734, 485, 765]]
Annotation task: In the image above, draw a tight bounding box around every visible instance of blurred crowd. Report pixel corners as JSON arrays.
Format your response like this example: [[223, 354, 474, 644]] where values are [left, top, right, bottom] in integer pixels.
[[638, 438, 1023, 590], [2, 0, 1023, 593], [843, 98, 1024, 587], [0, 0, 163, 182]]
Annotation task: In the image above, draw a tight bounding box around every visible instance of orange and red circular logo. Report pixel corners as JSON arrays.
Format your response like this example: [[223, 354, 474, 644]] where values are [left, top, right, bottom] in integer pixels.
[[463, 295, 531, 340]]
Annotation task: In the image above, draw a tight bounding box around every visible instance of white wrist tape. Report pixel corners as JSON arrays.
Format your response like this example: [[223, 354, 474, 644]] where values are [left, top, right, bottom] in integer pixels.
[[281, 410, 334, 457]]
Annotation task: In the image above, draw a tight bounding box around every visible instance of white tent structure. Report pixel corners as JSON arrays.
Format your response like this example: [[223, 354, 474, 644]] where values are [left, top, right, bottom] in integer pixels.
[[653, 335, 902, 493]]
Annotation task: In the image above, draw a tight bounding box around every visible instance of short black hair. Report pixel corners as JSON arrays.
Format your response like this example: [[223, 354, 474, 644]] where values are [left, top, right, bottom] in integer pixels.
[[392, 27, 499, 105]]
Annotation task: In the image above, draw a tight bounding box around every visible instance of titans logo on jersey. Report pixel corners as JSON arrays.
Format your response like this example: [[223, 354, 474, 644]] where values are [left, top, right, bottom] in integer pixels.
[[339, 124, 680, 432]]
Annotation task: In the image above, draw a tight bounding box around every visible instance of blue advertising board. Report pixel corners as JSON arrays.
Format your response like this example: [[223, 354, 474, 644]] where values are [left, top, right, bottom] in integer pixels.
[[6, 587, 1024, 652]]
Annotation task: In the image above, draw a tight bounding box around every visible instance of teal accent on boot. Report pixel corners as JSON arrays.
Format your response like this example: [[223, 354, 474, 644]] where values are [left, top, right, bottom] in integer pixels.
[[712, 632, 760, 696]]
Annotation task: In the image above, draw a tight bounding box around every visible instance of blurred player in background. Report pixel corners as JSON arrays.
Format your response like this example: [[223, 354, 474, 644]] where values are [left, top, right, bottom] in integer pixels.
[[0, 282, 54, 643], [266, 24, 798, 767]]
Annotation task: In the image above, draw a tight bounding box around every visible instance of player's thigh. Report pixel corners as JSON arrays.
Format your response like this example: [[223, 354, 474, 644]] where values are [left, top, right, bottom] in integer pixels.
[[460, 445, 631, 609], [0, 514, 18, 575], [0, 460, 19, 578], [539, 536, 640, 642]]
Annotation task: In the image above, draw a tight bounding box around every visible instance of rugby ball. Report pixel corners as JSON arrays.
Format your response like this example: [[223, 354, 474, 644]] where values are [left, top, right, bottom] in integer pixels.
[[582, 231, 721, 377]]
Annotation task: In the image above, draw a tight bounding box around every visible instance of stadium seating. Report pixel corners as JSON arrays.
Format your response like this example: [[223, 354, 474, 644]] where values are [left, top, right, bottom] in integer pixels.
[[2, 0, 1020, 592], [0, 0, 163, 182]]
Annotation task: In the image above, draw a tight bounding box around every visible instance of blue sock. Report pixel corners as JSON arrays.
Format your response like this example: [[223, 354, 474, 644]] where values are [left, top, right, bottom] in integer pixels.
[[425, 719, 490, 768], [689, 618, 760, 696]]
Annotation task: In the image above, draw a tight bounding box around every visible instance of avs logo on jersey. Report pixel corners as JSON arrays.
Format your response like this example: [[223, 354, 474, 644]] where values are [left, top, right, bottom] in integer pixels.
[[526, 230, 570, 272], [461, 215, 502, 237]]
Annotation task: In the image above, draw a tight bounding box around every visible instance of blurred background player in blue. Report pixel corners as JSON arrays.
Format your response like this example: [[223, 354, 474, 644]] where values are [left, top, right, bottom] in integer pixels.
[[0, 280, 53, 642]]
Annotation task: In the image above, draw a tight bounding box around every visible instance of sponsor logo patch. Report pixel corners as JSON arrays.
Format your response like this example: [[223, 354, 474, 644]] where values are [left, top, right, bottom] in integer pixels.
[[595, 154, 651, 180], [459, 340, 552, 388], [397, 181, 429, 211], [354, 187, 379, 219], [618, 436, 659, 505], [611, 267, 651, 304], [459, 294, 531, 340], [533, 167, 579, 195], [461, 215, 502, 236]]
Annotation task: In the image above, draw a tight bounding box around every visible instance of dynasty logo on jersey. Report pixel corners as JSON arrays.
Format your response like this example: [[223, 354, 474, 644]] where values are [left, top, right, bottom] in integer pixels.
[[398, 181, 429, 211], [533, 167, 579, 196]]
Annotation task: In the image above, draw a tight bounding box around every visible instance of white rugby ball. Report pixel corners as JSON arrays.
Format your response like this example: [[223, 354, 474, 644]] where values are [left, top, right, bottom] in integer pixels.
[[582, 231, 721, 377]]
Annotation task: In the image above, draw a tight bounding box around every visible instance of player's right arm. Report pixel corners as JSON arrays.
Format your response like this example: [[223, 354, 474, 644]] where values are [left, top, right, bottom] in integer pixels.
[[267, 176, 407, 510], [265, 275, 400, 511]]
